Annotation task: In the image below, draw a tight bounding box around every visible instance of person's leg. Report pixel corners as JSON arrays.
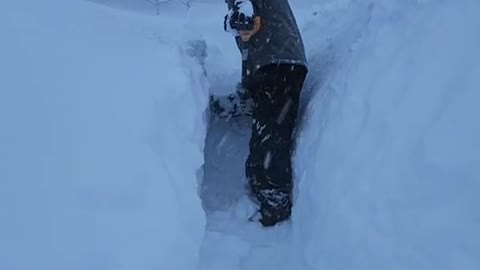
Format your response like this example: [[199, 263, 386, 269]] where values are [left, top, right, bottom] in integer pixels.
[[246, 64, 307, 226]]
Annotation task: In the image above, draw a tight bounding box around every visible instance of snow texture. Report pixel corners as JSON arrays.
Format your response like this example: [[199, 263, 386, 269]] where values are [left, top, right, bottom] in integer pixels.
[[294, 1, 480, 269], [0, 1, 207, 270], [236, 0, 255, 17], [1, 0, 479, 270]]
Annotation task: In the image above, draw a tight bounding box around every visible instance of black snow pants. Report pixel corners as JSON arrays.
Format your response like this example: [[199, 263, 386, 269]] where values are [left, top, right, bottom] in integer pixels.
[[245, 63, 308, 226]]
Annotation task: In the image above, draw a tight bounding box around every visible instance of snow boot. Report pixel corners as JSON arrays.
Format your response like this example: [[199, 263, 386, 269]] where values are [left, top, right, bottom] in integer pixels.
[[248, 174, 293, 226]]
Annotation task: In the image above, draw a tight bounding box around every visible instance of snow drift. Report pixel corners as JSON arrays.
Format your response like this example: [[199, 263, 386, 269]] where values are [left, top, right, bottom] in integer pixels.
[[294, 1, 480, 269], [0, 1, 207, 269]]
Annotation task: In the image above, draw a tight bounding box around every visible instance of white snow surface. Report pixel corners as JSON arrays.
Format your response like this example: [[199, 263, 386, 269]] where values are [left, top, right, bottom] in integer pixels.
[[294, 1, 480, 269], [1, 0, 479, 270], [0, 1, 207, 270]]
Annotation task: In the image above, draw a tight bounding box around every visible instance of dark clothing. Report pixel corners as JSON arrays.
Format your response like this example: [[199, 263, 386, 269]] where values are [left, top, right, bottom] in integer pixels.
[[221, 0, 308, 226], [208, 64, 307, 225], [246, 63, 307, 226], [226, 0, 307, 86]]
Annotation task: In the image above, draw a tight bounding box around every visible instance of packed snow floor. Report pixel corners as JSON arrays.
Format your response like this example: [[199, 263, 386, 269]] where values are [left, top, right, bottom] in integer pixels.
[[1, 0, 479, 270]]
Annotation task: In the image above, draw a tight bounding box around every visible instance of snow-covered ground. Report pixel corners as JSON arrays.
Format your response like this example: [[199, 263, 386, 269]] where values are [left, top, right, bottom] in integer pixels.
[[0, 1, 207, 269], [294, 1, 480, 269], [1, 0, 479, 270]]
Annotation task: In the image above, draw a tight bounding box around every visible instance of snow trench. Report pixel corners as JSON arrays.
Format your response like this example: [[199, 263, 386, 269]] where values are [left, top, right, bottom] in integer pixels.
[[1, 0, 479, 270], [191, 1, 480, 269]]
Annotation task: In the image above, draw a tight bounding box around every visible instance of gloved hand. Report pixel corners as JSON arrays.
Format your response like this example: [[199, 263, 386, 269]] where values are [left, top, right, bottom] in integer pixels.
[[209, 83, 253, 119], [224, 0, 255, 35]]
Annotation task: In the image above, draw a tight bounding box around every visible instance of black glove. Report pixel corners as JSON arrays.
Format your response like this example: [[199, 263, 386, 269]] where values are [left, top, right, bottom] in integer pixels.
[[224, 0, 255, 33]]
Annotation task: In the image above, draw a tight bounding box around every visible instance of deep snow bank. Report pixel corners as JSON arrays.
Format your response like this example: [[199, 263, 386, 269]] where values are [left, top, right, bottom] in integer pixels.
[[294, 0, 480, 269], [0, 1, 207, 269]]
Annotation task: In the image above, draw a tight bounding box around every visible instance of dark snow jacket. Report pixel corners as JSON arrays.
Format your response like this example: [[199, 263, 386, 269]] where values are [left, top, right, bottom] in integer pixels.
[[226, 0, 307, 86]]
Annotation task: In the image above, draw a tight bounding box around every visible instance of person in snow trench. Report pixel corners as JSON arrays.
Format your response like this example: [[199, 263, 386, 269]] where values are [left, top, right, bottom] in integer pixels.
[[210, 0, 308, 226]]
